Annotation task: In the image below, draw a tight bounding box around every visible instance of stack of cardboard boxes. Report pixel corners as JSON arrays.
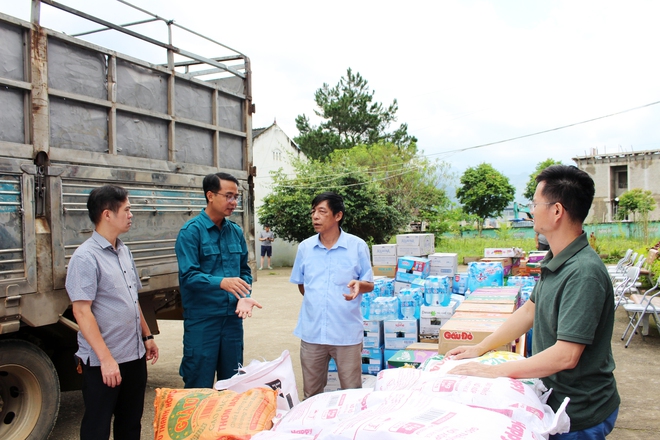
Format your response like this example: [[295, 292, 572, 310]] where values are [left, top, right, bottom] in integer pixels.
[[326, 237, 536, 391]]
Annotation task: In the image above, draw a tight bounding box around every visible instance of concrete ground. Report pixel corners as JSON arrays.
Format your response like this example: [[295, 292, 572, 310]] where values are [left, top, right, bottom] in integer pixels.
[[49, 266, 660, 439]]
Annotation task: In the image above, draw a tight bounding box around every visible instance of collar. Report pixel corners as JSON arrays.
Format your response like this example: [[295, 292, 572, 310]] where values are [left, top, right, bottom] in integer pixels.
[[314, 228, 348, 250], [92, 230, 123, 251], [200, 209, 225, 230], [543, 232, 589, 272]]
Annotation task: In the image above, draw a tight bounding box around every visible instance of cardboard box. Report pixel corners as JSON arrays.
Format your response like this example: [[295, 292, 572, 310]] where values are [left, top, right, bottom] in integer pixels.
[[372, 244, 398, 257], [428, 252, 458, 267], [455, 301, 516, 314], [384, 319, 418, 349], [481, 257, 514, 277], [421, 301, 457, 337], [438, 312, 512, 354], [395, 256, 431, 283], [395, 246, 426, 257], [363, 320, 384, 348], [394, 281, 410, 294], [428, 253, 458, 277], [420, 303, 458, 319], [429, 266, 455, 276], [465, 286, 521, 308], [396, 233, 435, 248], [387, 348, 438, 368], [373, 255, 398, 266], [527, 251, 548, 263], [361, 346, 384, 375], [484, 247, 523, 258]]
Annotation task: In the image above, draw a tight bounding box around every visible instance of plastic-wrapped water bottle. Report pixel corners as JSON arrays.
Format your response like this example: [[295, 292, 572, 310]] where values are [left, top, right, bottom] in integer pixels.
[[426, 278, 440, 306], [439, 276, 452, 306], [399, 289, 416, 320], [360, 292, 371, 320]]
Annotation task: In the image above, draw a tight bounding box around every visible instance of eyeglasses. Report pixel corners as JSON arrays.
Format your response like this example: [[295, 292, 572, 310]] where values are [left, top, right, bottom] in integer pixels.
[[527, 202, 556, 212], [211, 192, 242, 203]]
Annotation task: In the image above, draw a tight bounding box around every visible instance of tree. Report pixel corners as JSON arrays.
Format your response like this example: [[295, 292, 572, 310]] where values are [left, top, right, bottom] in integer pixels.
[[523, 158, 563, 200], [294, 68, 416, 160], [616, 188, 657, 243], [257, 157, 402, 244], [456, 163, 515, 235], [327, 142, 453, 227]]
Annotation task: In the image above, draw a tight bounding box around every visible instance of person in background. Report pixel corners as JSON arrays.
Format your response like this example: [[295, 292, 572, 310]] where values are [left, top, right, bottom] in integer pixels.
[[290, 191, 374, 398], [536, 232, 550, 251], [259, 225, 274, 270], [446, 165, 619, 439], [175, 172, 262, 388], [66, 185, 159, 440]]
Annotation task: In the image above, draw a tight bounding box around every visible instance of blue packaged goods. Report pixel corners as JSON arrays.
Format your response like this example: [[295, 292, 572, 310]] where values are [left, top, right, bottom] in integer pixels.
[[426, 276, 451, 306], [467, 261, 504, 292], [452, 273, 468, 295]]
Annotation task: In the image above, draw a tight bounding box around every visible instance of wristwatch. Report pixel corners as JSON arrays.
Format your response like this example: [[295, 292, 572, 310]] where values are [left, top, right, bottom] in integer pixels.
[[142, 335, 154, 342]]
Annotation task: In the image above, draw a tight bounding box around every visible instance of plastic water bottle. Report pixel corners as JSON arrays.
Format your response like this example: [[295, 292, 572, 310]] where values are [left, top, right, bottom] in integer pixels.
[[400, 289, 416, 320], [439, 276, 452, 306], [360, 292, 371, 320], [427, 279, 440, 306]]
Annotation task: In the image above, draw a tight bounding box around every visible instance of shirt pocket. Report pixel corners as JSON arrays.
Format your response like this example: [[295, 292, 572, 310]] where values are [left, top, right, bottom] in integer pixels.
[[225, 243, 242, 273], [332, 263, 357, 287], [200, 244, 221, 273]]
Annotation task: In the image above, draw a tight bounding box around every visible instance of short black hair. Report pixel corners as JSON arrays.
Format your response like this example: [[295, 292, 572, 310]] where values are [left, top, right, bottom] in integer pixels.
[[87, 185, 129, 225], [536, 165, 594, 224], [311, 191, 345, 228], [202, 172, 239, 203]]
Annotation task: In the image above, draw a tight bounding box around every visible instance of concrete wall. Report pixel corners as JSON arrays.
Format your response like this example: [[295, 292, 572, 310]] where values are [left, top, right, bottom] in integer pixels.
[[253, 123, 305, 267], [574, 150, 660, 223]]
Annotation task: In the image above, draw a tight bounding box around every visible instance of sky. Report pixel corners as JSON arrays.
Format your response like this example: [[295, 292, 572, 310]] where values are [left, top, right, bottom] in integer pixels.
[[3, 0, 660, 201]]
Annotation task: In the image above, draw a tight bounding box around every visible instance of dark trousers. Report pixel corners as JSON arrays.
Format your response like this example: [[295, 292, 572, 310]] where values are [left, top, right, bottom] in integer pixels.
[[180, 314, 244, 388], [80, 356, 147, 440]]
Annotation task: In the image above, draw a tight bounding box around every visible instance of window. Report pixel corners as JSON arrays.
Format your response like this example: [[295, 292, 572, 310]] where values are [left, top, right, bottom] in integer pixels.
[[618, 170, 628, 189]]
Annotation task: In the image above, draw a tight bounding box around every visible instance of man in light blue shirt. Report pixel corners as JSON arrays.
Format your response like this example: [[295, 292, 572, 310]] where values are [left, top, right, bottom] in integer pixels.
[[290, 192, 374, 398]]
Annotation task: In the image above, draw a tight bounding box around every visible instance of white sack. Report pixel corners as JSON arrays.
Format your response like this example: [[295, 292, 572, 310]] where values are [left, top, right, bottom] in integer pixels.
[[214, 349, 300, 411]]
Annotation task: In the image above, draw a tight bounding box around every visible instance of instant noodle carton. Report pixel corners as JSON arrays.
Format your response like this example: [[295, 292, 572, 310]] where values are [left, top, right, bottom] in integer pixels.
[[455, 301, 516, 314], [438, 312, 512, 354]]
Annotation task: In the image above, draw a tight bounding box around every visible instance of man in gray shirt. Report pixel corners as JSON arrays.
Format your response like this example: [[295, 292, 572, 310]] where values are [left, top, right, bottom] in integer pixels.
[[259, 225, 274, 270], [66, 185, 158, 440]]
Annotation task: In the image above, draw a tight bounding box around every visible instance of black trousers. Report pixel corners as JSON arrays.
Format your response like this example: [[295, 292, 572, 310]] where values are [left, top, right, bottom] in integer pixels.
[[80, 356, 147, 440]]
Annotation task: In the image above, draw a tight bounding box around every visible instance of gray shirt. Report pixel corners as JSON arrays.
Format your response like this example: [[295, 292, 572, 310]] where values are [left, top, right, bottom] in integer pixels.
[[66, 231, 144, 366], [260, 230, 274, 247]]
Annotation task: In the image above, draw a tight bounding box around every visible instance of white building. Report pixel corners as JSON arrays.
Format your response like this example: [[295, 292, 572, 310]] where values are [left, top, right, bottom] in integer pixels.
[[253, 122, 306, 267]]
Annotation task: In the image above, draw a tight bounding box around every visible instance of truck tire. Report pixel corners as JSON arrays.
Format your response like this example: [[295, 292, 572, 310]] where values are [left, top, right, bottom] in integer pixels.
[[0, 339, 60, 440]]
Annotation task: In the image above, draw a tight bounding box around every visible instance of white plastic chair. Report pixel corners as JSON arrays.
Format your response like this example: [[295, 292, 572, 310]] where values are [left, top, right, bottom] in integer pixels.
[[614, 266, 641, 311], [621, 278, 660, 348]]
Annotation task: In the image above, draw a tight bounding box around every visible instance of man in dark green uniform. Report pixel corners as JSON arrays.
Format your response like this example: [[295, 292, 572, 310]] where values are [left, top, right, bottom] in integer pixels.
[[446, 165, 619, 439], [175, 172, 262, 388]]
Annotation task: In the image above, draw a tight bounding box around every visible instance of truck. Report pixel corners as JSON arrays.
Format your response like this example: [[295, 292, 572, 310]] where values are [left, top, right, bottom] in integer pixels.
[[0, 1, 256, 438]]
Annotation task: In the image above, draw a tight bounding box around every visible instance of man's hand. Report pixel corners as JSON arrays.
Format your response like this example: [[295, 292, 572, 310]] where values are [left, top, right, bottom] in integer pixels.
[[447, 361, 500, 378], [444, 345, 484, 360], [145, 339, 159, 365], [235, 297, 263, 319], [100, 357, 121, 387], [221, 277, 252, 299], [343, 280, 361, 301]]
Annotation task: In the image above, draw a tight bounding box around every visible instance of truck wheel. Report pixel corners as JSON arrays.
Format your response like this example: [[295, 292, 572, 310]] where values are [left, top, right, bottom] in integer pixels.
[[0, 339, 60, 440]]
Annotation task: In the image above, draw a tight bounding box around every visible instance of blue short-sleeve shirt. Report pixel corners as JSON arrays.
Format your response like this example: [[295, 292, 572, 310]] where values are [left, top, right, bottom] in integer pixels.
[[290, 229, 373, 345]]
